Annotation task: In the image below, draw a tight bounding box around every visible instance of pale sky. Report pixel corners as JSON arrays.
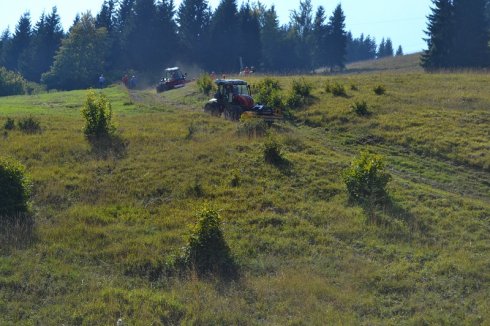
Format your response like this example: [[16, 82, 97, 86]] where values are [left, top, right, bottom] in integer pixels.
[[0, 0, 431, 54]]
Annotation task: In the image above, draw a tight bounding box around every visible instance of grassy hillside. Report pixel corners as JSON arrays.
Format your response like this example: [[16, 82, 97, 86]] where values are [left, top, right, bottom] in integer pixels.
[[1, 71, 489, 324], [346, 53, 423, 73]]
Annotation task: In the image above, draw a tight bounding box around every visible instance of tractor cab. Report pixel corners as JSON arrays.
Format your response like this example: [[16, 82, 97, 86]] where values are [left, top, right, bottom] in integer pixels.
[[156, 67, 187, 93], [214, 79, 254, 108], [165, 67, 185, 82]]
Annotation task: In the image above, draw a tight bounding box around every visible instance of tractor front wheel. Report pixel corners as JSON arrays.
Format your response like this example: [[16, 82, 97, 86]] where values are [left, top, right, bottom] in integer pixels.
[[204, 103, 221, 116]]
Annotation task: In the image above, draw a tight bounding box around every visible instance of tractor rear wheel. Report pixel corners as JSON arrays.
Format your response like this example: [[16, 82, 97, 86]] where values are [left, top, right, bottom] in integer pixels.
[[224, 105, 242, 121]]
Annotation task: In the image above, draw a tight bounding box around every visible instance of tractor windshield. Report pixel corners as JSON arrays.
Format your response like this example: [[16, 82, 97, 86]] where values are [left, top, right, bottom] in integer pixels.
[[166, 70, 182, 80], [233, 84, 250, 96]]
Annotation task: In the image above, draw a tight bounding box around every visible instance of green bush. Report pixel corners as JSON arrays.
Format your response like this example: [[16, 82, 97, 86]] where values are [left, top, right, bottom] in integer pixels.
[[0, 158, 31, 217], [180, 207, 236, 277], [351, 101, 370, 116], [331, 83, 347, 97], [264, 90, 283, 109], [373, 84, 386, 95], [285, 92, 303, 109], [4, 118, 15, 130], [0, 67, 26, 97], [264, 137, 284, 165], [82, 91, 115, 139], [324, 82, 332, 93], [230, 170, 240, 187], [343, 152, 391, 205], [196, 74, 215, 96], [25, 82, 46, 95], [185, 121, 197, 140], [17, 116, 41, 133], [291, 78, 313, 98], [286, 78, 313, 109], [253, 78, 283, 109]]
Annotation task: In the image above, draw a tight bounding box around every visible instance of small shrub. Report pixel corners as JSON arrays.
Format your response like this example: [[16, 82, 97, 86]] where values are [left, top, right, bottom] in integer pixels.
[[352, 101, 370, 116], [291, 78, 313, 98], [230, 170, 240, 187], [331, 83, 347, 97], [82, 91, 115, 139], [264, 137, 283, 165], [17, 116, 41, 133], [253, 78, 283, 109], [254, 77, 281, 93], [0, 157, 31, 217], [0, 67, 26, 96], [196, 74, 214, 96], [265, 90, 284, 109], [180, 207, 236, 277], [324, 82, 332, 93], [373, 84, 386, 95], [185, 121, 197, 140], [286, 78, 313, 109], [343, 152, 391, 205], [4, 117, 15, 130], [350, 84, 359, 91], [286, 91, 303, 109], [25, 82, 46, 95]]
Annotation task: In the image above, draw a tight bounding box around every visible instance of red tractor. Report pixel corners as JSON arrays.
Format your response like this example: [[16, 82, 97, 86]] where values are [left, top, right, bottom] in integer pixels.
[[203, 79, 278, 121], [156, 67, 187, 93]]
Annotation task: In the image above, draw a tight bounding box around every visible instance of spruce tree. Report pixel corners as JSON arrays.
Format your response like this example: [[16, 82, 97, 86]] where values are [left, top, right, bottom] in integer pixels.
[[115, 0, 135, 32], [312, 6, 328, 68], [238, 3, 261, 69], [22, 8, 63, 81], [96, 0, 116, 31], [396, 45, 404, 56], [124, 0, 160, 72], [290, 0, 314, 70], [327, 4, 347, 70], [452, 0, 489, 67], [384, 38, 394, 57], [208, 0, 239, 71], [113, 0, 134, 71], [422, 0, 455, 69], [96, 1, 118, 72], [377, 38, 386, 58], [0, 29, 10, 68], [365, 36, 378, 59], [154, 0, 178, 69], [177, 0, 211, 65], [261, 5, 282, 71], [346, 33, 377, 62], [70, 14, 81, 33], [487, 0, 490, 28], [5, 13, 32, 72]]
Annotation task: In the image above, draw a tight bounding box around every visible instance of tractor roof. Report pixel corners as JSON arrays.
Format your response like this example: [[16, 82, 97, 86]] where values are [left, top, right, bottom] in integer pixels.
[[165, 67, 180, 71], [214, 79, 248, 86]]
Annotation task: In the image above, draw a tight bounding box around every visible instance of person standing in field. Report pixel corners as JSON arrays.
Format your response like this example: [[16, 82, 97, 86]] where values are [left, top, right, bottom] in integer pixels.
[[122, 75, 129, 88], [129, 75, 137, 89], [99, 74, 106, 88]]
